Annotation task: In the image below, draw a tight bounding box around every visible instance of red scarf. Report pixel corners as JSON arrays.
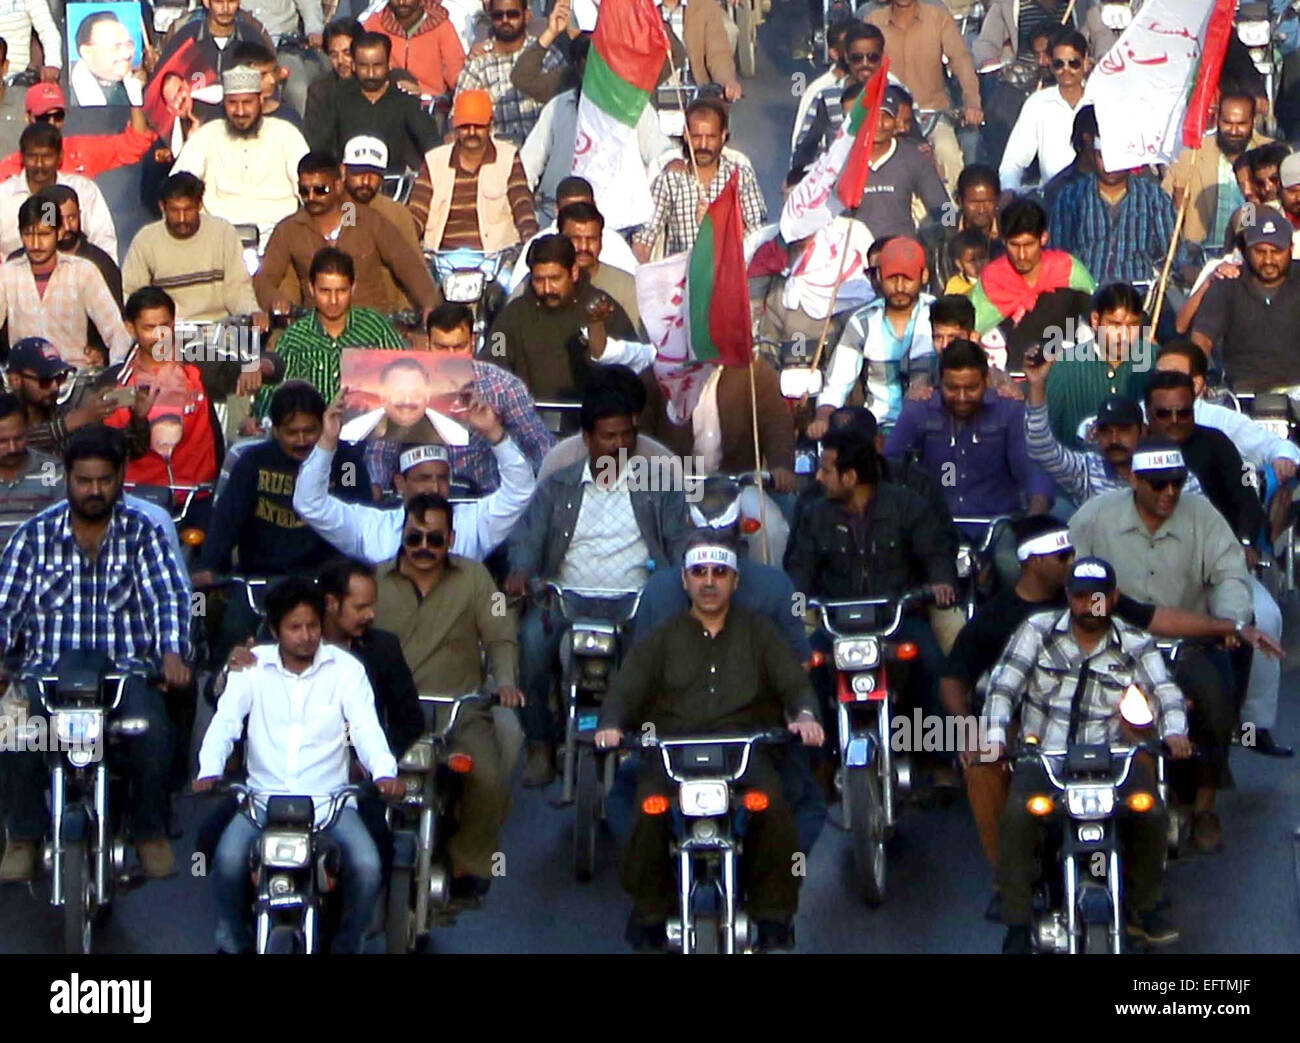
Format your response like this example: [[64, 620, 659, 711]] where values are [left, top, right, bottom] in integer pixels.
[[977, 250, 1075, 326]]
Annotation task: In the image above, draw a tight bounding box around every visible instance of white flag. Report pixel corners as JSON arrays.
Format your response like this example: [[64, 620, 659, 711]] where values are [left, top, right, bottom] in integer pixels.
[[1083, 0, 1221, 173], [779, 126, 855, 243]]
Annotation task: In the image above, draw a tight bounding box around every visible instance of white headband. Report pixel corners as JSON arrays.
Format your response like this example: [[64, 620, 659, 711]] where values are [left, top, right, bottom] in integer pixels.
[[688, 499, 742, 529], [684, 545, 739, 572], [1132, 448, 1186, 473], [399, 444, 450, 473], [1016, 528, 1073, 562]]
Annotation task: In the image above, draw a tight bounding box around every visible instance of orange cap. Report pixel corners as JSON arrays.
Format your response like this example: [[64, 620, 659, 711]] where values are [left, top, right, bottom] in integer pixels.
[[452, 89, 494, 128], [877, 237, 928, 281]]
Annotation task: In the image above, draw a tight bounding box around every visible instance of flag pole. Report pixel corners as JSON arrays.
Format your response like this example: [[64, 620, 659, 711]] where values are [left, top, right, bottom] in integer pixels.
[[664, 49, 702, 185], [747, 356, 772, 564], [1147, 169, 1193, 335], [1061, 0, 1076, 24], [801, 220, 855, 403]]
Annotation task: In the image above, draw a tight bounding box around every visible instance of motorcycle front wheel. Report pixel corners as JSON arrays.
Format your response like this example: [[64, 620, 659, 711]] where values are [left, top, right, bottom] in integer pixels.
[[846, 765, 887, 906], [61, 838, 93, 955], [384, 869, 413, 954], [265, 925, 302, 954], [573, 746, 599, 882]]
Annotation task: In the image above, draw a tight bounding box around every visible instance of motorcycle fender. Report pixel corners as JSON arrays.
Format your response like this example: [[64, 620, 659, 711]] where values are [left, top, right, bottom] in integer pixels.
[[60, 805, 89, 843], [1076, 884, 1113, 925], [845, 734, 875, 768], [391, 830, 419, 870]]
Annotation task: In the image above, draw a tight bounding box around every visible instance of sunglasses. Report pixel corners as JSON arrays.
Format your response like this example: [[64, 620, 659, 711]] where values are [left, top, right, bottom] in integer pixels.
[[299, 184, 333, 198], [687, 565, 733, 579], [34, 110, 66, 122], [1051, 58, 1084, 70], [848, 50, 883, 65], [490, 9, 524, 19], [1152, 407, 1194, 421], [18, 370, 66, 388], [1142, 475, 1187, 492], [404, 529, 447, 549]]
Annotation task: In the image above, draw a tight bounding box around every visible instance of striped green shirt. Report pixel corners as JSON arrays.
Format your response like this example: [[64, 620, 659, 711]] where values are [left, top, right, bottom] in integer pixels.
[[255, 307, 405, 418], [1045, 346, 1151, 450]]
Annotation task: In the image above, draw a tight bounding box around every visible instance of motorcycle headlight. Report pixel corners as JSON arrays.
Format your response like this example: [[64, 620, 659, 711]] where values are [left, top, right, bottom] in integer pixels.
[[444, 271, 486, 303], [572, 630, 616, 656], [679, 780, 730, 817], [1065, 785, 1116, 820], [851, 673, 876, 697], [1237, 21, 1272, 48], [833, 637, 880, 671], [53, 709, 103, 747], [1100, 3, 1132, 31], [399, 740, 435, 772], [260, 830, 311, 869]]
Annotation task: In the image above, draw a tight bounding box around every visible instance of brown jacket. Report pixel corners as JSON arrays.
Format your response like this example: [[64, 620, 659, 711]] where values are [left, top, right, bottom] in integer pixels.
[[1162, 129, 1274, 246], [367, 192, 425, 310], [253, 204, 440, 312], [663, 0, 736, 88], [650, 359, 796, 472], [867, 2, 981, 111]]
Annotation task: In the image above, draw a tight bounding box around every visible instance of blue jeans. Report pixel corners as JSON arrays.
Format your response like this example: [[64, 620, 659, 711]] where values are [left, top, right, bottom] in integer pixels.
[[518, 603, 568, 743], [213, 806, 381, 954], [0, 675, 173, 841]]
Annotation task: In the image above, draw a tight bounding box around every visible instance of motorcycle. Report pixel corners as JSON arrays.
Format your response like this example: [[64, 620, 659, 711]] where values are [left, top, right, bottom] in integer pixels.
[[540, 583, 642, 882], [810, 589, 930, 904], [952, 514, 1016, 620], [425, 247, 517, 347], [385, 692, 494, 952], [1237, 1, 1285, 136], [10, 652, 153, 953], [611, 728, 797, 953], [1010, 682, 1171, 954], [688, 470, 788, 567], [532, 399, 584, 438], [218, 782, 366, 954]]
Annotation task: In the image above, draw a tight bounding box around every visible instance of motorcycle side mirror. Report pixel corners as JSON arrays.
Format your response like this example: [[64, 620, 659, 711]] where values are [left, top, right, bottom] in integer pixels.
[[1119, 684, 1155, 728], [780, 366, 823, 399]]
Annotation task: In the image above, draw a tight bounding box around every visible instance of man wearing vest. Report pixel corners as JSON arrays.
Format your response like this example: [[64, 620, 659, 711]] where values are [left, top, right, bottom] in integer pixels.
[[408, 89, 539, 253]]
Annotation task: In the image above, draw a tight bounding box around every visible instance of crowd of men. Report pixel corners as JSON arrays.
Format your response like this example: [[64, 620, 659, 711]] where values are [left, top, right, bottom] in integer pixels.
[[0, 0, 1296, 955]]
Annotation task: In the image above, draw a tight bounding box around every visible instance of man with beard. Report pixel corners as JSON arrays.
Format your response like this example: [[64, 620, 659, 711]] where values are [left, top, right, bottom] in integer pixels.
[[553, 202, 642, 333], [809, 237, 937, 433], [1192, 205, 1300, 390], [488, 233, 649, 401], [170, 65, 309, 249], [923, 165, 1003, 296], [315, 30, 442, 176], [408, 88, 537, 251], [374, 492, 522, 902], [970, 197, 1095, 372], [633, 98, 766, 261], [984, 555, 1193, 953], [304, 19, 364, 131], [364, 0, 465, 99], [0, 122, 116, 259], [122, 172, 262, 323], [506, 176, 638, 290], [1164, 90, 1272, 248], [1070, 443, 1251, 855], [35, 185, 122, 309], [0, 424, 190, 882], [255, 152, 439, 315], [341, 136, 422, 250]]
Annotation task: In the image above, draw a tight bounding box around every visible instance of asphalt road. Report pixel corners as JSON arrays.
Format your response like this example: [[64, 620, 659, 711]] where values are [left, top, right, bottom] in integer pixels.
[[3, 4, 1298, 955]]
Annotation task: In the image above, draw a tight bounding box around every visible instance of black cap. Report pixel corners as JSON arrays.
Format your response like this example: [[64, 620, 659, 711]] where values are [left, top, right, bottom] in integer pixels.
[[1066, 556, 1118, 597], [1094, 394, 1143, 428], [7, 337, 72, 379]]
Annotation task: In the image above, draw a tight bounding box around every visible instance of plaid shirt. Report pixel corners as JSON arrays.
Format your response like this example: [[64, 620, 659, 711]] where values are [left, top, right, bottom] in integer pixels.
[[363, 359, 553, 492], [0, 499, 192, 673], [1048, 174, 1176, 287], [634, 151, 768, 255], [455, 35, 564, 146], [0, 252, 132, 369], [253, 308, 406, 418], [983, 608, 1187, 748]]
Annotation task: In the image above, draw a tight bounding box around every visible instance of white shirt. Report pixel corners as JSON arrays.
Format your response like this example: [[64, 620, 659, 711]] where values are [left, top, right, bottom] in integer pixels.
[[1182, 399, 1300, 471], [197, 642, 398, 826], [69, 60, 144, 107], [999, 85, 1084, 193], [291, 437, 536, 565], [790, 68, 843, 153], [508, 220, 638, 291], [556, 461, 650, 590], [0, 171, 118, 260]]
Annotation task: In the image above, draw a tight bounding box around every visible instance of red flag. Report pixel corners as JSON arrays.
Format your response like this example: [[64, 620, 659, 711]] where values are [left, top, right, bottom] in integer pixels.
[[1182, 0, 1237, 147], [686, 172, 752, 367], [835, 58, 892, 211]]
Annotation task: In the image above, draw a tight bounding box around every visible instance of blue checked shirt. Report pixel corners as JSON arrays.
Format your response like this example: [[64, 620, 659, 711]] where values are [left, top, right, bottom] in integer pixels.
[[1047, 173, 1176, 287], [0, 500, 192, 674]]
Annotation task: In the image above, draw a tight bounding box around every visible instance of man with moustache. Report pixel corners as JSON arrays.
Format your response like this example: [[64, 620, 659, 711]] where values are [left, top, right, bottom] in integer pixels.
[[983, 556, 1193, 953], [341, 137, 422, 250], [364, 0, 466, 101]]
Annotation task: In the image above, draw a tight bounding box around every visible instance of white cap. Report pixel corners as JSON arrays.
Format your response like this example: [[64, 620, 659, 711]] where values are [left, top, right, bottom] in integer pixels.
[[343, 135, 388, 171], [221, 65, 263, 96], [398, 444, 450, 473], [683, 545, 739, 572], [1016, 527, 1072, 562]]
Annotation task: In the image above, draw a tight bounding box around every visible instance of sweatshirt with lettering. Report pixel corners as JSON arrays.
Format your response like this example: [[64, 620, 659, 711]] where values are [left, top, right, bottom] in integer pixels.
[[200, 437, 372, 575]]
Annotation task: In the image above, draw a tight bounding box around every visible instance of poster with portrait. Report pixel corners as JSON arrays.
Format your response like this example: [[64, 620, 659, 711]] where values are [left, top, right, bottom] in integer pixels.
[[143, 37, 220, 144], [66, 2, 146, 108], [337, 350, 478, 449]]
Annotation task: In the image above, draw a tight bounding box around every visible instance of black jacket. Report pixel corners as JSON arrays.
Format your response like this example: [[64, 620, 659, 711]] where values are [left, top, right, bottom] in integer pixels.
[[1179, 424, 1268, 546], [786, 481, 959, 600], [352, 627, 424, 757], [312, 79, 442, 175]]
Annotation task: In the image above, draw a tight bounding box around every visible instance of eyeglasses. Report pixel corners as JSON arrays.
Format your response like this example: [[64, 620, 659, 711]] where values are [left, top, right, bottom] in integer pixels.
[[1142, 475, 1187, 492], [1051, 57, 1084, 70], [34, 110, 66, 122], [299, 184, 333, 198], [847, 50, 883, 65], [490, 9, 524, 19], [17, 370, 66, 388], [1152, 407, 1194, 421], [687, 566, 733, 579], [404, 530, 447, 548]]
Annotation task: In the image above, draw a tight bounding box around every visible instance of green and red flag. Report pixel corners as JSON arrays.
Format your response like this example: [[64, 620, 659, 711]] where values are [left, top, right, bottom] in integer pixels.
[[685, 171, 753, 368], [836, 59, 892, 210], [571, 0, 668, 230]]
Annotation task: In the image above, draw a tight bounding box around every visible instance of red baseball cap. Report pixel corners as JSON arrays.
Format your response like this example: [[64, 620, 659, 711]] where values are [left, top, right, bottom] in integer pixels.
[[877, 237, 927, 281], [26, 83, 66, 117]]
